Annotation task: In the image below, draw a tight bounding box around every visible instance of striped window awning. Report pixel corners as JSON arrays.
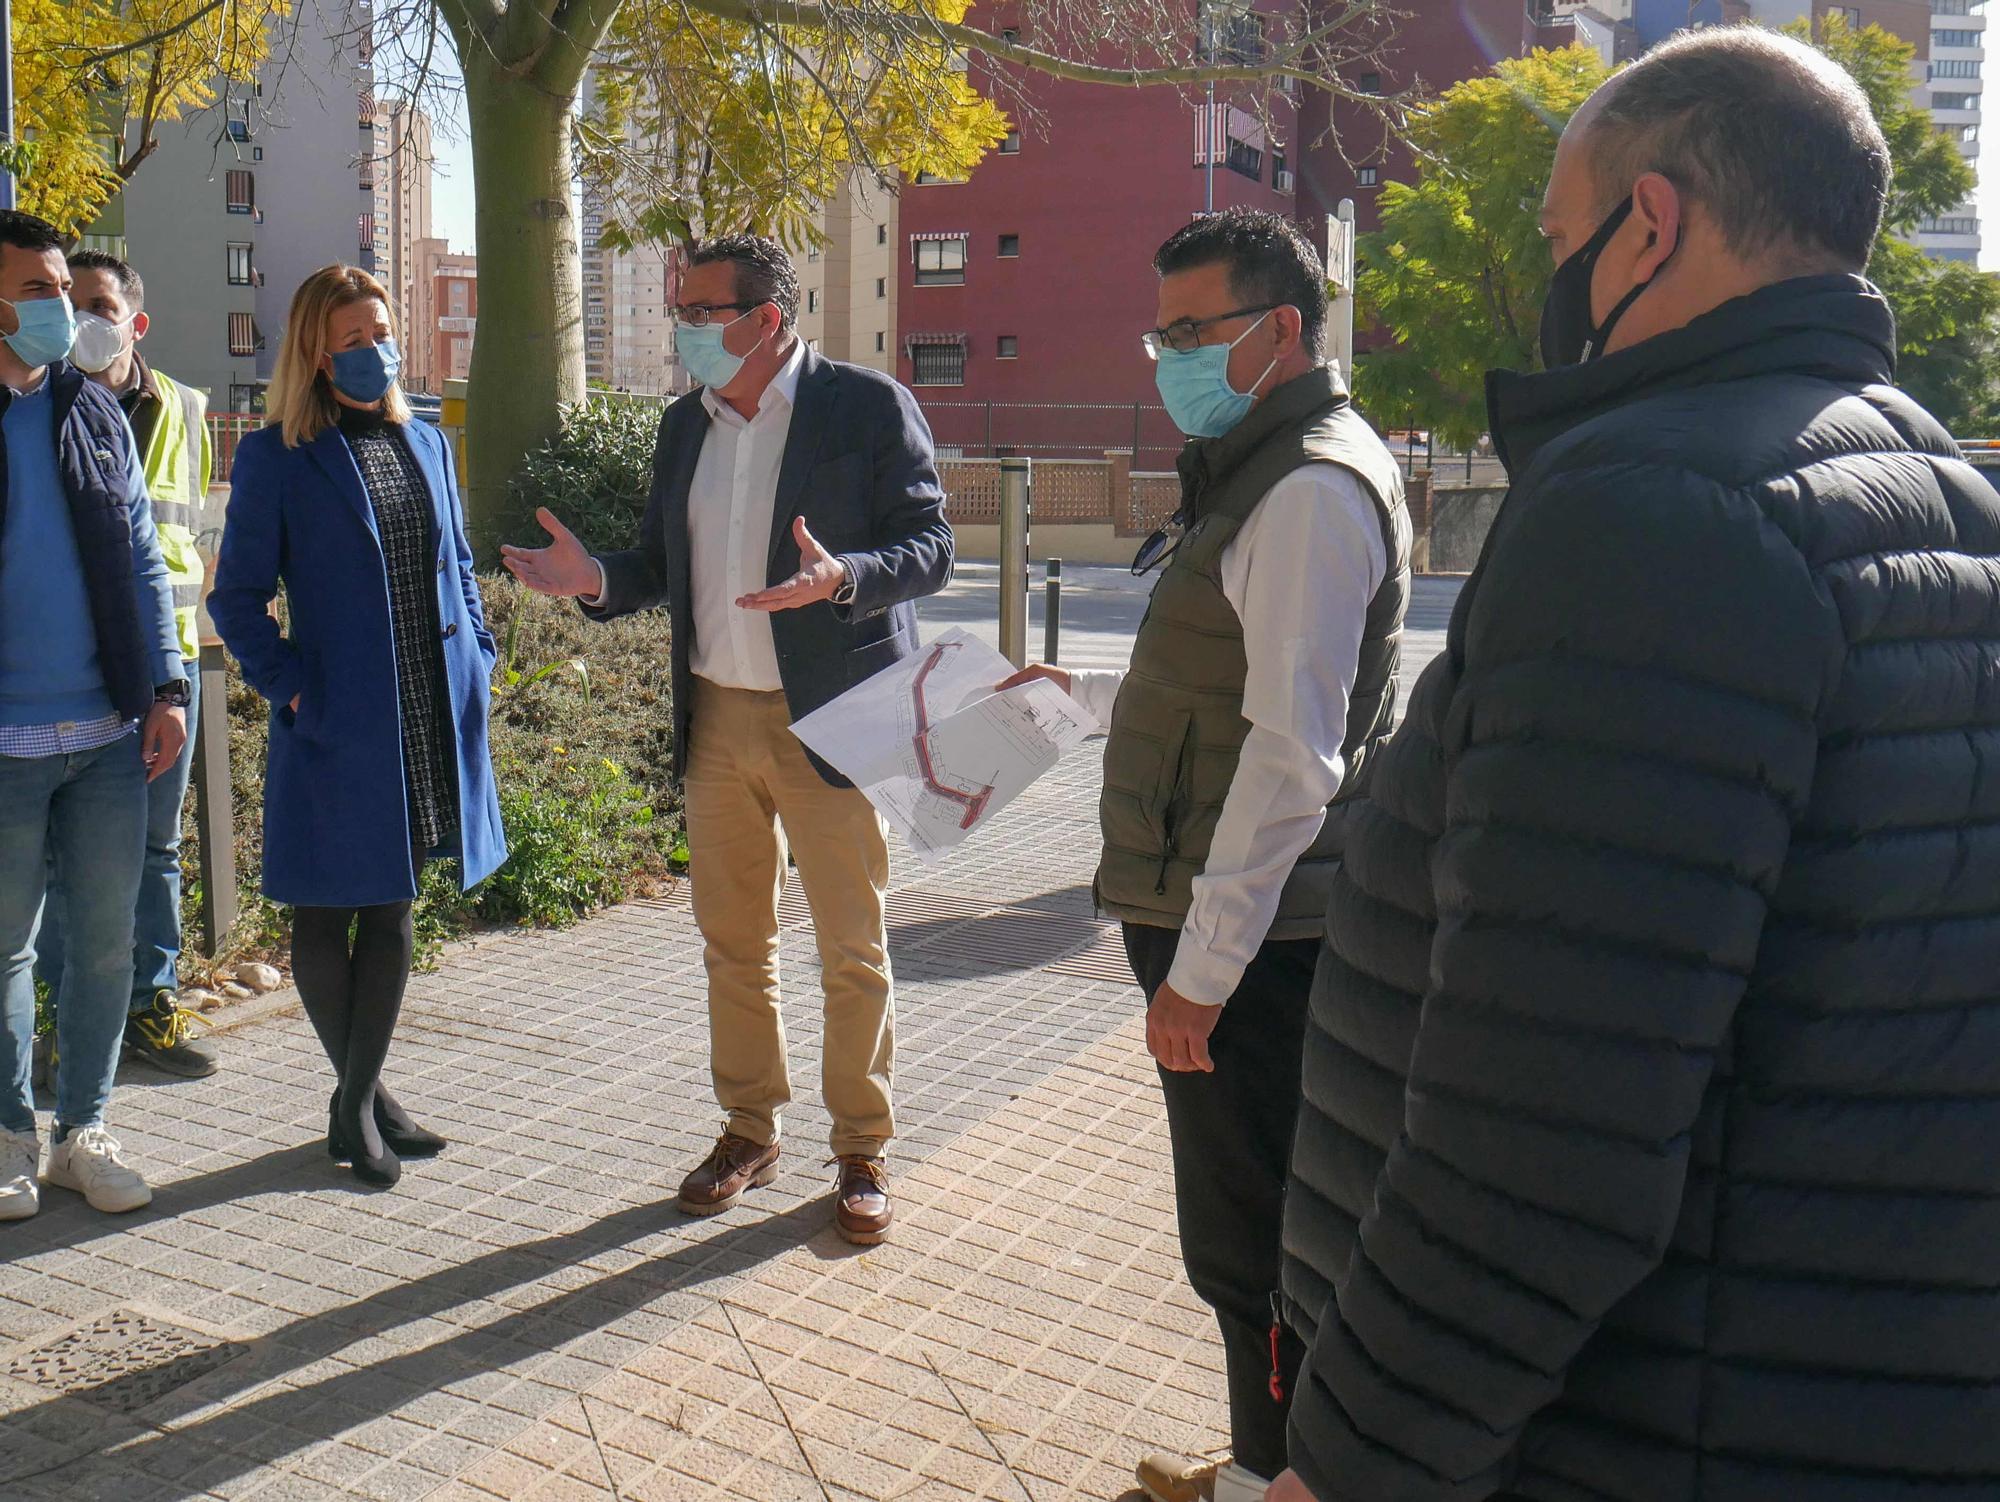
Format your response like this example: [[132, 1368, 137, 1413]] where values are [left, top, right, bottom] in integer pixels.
[[910, 230, 970, 242], [904, 331, 968, 347]]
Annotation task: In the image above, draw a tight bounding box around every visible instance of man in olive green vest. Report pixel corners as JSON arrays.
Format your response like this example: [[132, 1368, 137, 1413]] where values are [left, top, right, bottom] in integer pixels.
[[38, 250, 219, 1078], [1008, 210, 1411, 1502]]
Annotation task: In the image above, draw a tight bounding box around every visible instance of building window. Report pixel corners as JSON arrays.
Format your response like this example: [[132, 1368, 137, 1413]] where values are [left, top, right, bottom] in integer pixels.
[[1358, 71, 1381, 93], [1207, 8, 1267, 64], [1001, 26, 1019, 41], [1358, 166, 1378, 187], [1934, 58, 1982, 77], [228, 383, 263, 413], [807, 246, 820, 262], [1274, 150, 1294, 194], [875, 331, 886, 352], [910, 343, 966, 385], [913, 235, 968, 285], [998, 233, 1020, 257], [807, 288, 820, 313], [1934, 0, 1977, 14], [1935, 91, 1979, 108], [1936, 27, 1981, 45], [226, 118, 250, 142], [227, 311, 257, 356], [877, 224, 888, 245], [1829, 3, 1861, 21], [999, 130, 1021, 154], [226, 242, 253, 285], [226, 169, 254, 213], [1922, 214, 1980, 234], [997, 335, 1018, 359], [1960, 122, 1982, 141], [1225, 137, 1263, 180], [877, 277, 888, 298]]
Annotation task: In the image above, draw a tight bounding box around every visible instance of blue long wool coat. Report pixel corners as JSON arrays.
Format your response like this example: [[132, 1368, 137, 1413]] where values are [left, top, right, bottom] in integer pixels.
[[208, 417, 507, 908]]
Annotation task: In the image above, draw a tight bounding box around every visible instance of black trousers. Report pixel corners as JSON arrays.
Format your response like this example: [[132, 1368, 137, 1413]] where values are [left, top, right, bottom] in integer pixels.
[[1123, 921, 1314, 1482]]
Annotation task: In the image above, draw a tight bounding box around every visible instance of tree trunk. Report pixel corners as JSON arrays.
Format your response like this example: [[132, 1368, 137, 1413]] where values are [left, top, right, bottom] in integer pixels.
[[460, 55, 584, 559]]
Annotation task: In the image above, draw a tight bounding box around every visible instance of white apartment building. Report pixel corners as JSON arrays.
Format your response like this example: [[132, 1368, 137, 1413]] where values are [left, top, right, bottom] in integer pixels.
[[1924, 0, 1985, 261], [91, 9, 371, 410]]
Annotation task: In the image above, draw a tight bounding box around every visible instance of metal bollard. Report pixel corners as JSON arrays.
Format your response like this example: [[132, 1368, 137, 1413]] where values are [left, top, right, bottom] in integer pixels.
[[192, 641, 237, 956], [1044, 558, 1062, 666], [998, 457, 1031, 668]]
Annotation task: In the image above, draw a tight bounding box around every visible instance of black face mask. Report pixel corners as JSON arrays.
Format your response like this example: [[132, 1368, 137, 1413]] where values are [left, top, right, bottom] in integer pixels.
[[1538, 196, 1675, 368]]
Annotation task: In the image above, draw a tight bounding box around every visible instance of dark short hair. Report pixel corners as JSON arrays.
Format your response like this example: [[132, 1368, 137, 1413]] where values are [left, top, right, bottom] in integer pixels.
[[1585, 27, 1889, 270], [689, 234, 800, 329], [67, 249, 145, 311], [1154, 209, 1329, 361], [0, 211, 65, 258]]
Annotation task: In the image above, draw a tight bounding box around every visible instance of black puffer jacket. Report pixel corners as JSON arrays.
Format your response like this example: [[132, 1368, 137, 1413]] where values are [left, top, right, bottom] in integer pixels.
[[1282, 276, 2000, 1502]]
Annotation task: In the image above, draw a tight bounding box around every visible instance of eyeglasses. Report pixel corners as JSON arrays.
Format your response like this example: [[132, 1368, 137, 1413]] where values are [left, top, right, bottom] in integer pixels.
[[1141, 304, 1281, 360], [668, 301, 759, 327], [1131, 508, 1187, 576]]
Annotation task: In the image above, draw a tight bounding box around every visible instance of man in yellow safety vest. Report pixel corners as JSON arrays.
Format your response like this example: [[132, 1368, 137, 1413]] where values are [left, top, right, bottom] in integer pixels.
[[37, 250, 219, 1077]]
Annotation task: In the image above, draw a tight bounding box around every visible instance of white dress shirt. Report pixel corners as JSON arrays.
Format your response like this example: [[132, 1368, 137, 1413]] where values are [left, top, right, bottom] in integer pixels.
[[681, 338, 807, 691], [1067, 463, 1389, 1006]]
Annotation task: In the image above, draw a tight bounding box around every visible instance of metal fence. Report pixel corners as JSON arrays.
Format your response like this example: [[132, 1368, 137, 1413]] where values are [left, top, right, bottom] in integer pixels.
[[916, 400, 1187, 470]]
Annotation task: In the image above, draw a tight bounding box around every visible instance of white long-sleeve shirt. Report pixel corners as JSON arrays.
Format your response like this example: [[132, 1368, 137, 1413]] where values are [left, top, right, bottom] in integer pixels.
[[1068, 463, 1388, 1006], [584, 339, 809, 687]]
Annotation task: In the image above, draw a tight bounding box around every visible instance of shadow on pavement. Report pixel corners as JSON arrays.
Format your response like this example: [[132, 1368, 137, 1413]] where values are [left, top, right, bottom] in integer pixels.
[[1, 1185, 842, 1498]]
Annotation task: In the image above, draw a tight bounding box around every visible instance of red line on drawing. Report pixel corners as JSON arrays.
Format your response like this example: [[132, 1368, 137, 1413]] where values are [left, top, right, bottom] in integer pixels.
[[911, 642, 996, 830]]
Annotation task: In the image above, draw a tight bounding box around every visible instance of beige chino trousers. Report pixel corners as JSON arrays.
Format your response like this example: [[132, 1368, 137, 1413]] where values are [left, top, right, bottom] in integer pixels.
[[682, 679, 895, 1158]]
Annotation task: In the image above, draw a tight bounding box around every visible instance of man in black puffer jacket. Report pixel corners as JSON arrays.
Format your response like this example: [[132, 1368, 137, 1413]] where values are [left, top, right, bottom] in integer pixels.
[[1272, 28, 2000, 1502]]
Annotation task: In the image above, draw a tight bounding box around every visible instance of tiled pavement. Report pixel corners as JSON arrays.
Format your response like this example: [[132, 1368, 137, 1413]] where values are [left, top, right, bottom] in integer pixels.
[[0, 580, 1462, 1502]]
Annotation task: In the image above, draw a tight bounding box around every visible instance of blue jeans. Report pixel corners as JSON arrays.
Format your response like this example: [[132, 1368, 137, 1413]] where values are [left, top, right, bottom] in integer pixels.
[[37, 666, 199, 1009], [0, 734, 147, 1134]]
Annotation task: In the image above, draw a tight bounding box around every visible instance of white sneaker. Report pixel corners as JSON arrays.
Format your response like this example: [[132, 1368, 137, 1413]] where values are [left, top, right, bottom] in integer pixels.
[[0, 1129, 40, 1220], [44, 1125, 152, 1213]]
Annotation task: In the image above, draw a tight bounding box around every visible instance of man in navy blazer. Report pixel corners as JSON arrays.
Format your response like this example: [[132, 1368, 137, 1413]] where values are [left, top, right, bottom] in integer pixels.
[[504, 235, 951, 1244]]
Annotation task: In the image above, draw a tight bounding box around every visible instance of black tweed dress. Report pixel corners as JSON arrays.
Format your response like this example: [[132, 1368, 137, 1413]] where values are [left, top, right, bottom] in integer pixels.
[[338, 405, 458, 853]]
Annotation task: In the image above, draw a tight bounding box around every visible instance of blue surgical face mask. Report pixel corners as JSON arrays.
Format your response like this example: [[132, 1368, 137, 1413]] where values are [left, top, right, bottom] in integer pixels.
[[1, 292, 78, 369], [328, 337, 401, 403], [677, 311, 756, 390], [1153, 310, 1278, 439]]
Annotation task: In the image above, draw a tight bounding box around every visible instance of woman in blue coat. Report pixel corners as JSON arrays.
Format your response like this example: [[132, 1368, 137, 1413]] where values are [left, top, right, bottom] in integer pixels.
[[210, 264, 506, 1187]]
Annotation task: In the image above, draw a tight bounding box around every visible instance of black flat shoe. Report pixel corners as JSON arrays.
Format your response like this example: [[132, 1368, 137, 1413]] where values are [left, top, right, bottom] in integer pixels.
[[373, 1087, 447, 1158], [327, 1092, 350, 1163], [333, 1089, 402, 1188]]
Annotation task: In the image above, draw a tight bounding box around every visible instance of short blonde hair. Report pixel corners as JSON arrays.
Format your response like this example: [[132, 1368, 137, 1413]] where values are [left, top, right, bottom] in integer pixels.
[[265, 263, 411, 448]]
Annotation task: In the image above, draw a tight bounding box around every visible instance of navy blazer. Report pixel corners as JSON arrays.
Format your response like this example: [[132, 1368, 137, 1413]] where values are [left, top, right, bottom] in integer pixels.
[[209, 418, 508, 908], [584, 348, 954, 786]]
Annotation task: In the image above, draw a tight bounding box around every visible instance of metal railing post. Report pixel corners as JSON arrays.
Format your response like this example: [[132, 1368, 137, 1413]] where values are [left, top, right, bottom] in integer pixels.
[[998, 457, 1031, 668], [191, 642, 237, 956], [1044, 558, 1062, 666]]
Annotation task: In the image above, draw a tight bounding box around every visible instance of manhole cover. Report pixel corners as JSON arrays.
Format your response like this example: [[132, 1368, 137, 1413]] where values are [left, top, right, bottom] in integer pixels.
[[4, 1310, 246, 1414]]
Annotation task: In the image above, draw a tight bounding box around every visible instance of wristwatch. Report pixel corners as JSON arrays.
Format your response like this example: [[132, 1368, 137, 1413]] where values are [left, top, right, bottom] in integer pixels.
[[154, 679, 192, 708], [832, 558, 858, 606]]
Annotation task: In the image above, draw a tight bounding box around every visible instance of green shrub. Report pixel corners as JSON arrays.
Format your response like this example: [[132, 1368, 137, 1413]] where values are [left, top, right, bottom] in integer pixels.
[[501, 396, 664, 556], [168, 572, 681, 981]]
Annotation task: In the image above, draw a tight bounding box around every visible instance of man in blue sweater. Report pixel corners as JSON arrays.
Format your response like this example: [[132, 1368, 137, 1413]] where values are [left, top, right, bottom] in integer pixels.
[[0, 211, 187, 1220]]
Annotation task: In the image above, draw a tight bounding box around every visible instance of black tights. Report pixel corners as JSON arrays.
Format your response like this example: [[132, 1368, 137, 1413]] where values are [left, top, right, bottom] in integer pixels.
[[290, 864, 420, 1162]]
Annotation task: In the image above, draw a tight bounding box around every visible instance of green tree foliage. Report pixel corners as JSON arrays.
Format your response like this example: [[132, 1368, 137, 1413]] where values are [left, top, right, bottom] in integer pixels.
[[1790, 13, 2000, 433], [1356, 25, 2000, 444], [1352, 47, 1610, 448]]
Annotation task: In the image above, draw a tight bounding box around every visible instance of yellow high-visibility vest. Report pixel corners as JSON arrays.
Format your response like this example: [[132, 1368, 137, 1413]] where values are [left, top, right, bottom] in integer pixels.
[[139, 371, 212, 661]]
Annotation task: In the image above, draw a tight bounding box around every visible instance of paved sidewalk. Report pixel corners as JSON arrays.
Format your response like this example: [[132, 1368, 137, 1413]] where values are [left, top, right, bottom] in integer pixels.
[[0, 581, 1461, 1502]]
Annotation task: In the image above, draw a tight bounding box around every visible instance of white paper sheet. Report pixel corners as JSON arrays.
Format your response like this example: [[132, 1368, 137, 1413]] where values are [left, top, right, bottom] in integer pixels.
[[790, 627, 1099, 864]]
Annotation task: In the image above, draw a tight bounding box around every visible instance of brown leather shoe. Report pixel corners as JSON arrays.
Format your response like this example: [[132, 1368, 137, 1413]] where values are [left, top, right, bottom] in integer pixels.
[[831, 1155, 892, 1244], [676, 1133, 780, 1216]]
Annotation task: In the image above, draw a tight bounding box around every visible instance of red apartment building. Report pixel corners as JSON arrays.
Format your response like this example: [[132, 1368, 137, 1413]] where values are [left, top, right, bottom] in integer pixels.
[[896, 8, 1303, 466]]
